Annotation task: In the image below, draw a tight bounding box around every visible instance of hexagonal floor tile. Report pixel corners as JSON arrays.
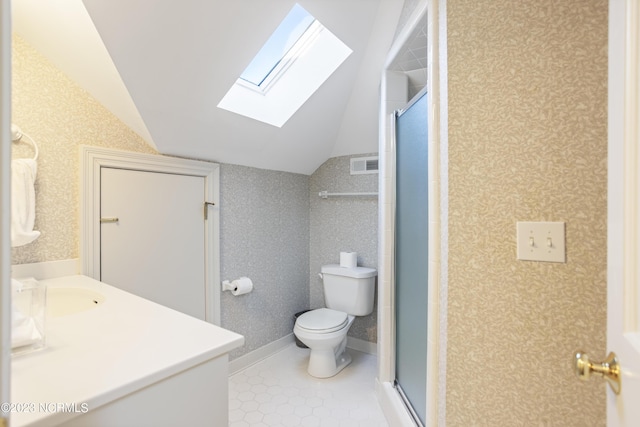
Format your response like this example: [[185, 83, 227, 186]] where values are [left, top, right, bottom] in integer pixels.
[[229, 344, 388, 426]]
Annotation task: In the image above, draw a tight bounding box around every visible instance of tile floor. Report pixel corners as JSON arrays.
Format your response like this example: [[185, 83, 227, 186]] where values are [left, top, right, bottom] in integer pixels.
[[229, 343, 389, 427]]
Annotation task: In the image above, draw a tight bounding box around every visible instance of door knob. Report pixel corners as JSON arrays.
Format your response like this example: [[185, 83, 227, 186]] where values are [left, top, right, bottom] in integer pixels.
[[574, 351, 621, 394]]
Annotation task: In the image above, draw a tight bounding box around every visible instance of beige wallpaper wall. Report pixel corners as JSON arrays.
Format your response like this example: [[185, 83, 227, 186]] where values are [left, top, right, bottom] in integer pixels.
[[446, 0, 607, 425], [11, 35, 156, 265]]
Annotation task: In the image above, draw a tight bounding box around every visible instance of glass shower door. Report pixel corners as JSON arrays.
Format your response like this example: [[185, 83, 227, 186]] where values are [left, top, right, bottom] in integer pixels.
[[395, 90, 428, 425]]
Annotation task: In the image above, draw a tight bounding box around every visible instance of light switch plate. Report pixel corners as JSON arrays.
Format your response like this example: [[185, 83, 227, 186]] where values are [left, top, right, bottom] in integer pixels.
[[517, 221, 566, 263]]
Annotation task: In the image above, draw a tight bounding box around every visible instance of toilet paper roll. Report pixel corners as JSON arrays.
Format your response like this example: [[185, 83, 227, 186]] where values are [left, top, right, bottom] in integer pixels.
[[340, 252, 357, 268], [231, 277, 253, 296]]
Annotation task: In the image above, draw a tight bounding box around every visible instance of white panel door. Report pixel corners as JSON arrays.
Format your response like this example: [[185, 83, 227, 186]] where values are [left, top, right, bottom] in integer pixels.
[[100, 167, 206, 320], [607, 0, 640, 424], [1, 0, 11, 423]]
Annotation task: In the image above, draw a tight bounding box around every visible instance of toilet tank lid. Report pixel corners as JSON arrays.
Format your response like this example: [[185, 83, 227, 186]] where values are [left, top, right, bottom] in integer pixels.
[[321, 264, 377, 278]]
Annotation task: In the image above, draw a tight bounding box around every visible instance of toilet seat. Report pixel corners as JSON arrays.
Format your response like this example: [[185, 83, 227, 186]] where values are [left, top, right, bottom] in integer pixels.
[[296, 308, 348, 333]]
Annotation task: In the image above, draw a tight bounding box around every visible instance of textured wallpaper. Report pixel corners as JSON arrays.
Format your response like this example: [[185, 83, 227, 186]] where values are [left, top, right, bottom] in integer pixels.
[[220, 164, 310, 358], [309, 155, 378, 343], [11, 35, 156, 264], [446, 0, 607, 425]]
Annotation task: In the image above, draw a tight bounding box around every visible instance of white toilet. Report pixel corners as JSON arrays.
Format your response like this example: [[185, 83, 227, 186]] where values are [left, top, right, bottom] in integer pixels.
[[294, 264, 377, 378]]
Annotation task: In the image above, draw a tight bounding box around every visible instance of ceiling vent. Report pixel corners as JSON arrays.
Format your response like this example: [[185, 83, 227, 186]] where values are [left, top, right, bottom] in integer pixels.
[[350, 156, 379, 175]]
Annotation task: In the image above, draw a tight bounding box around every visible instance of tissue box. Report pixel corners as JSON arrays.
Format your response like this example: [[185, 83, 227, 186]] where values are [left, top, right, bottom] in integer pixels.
[[11, 277, 46, 356]]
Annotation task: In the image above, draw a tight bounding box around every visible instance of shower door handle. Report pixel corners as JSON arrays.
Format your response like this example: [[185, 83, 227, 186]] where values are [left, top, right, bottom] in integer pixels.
[[574, 351, 621, 394]]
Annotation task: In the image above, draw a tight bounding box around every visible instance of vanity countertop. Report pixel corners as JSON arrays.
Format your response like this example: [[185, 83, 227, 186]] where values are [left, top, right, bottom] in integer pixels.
[[10, 275, 244, 427]]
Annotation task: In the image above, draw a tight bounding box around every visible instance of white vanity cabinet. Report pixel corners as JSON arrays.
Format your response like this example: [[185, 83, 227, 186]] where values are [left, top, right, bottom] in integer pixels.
[[11, 275, 244, 427]]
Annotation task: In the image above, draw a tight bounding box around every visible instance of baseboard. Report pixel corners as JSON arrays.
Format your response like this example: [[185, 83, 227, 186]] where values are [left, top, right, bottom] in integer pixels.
[[347, 336, 377, 355], [229, 333, 296, 375], [11, 258, 80, 280], [376, 379, 417, 426]]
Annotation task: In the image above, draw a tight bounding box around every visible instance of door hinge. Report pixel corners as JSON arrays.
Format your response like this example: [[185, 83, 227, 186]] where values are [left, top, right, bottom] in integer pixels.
[[204, 202, 215, 220]]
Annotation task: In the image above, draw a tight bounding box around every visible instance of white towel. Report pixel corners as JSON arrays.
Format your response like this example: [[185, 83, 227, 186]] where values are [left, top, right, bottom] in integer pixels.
[[11, 158, 40, 247]]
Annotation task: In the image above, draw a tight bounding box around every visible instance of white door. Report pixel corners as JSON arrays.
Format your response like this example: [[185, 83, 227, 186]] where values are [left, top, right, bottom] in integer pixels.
[[606, 0, 640, 424], [1, 0, 11, 424], [100, 167, 207, 320]]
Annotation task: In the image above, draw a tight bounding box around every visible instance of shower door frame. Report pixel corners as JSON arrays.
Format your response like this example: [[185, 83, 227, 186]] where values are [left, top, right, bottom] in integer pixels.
[[376, 0, 447, 426]]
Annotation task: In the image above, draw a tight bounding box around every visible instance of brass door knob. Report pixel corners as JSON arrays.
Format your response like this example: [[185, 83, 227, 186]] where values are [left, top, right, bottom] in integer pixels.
[[574, 351, 621, 394]]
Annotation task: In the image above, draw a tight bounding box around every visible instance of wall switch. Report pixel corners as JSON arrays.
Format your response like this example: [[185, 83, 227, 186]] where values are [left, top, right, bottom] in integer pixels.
[[516, 221, 566, 263]]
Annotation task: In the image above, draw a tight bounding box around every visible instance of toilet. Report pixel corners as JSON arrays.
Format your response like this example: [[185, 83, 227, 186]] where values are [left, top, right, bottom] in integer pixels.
[[294, 264, 377, 378]]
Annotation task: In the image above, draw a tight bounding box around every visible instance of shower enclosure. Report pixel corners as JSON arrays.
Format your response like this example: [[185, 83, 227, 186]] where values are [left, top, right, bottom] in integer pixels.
[[376, 3, 442, 426], [394, 89, 428, 425]]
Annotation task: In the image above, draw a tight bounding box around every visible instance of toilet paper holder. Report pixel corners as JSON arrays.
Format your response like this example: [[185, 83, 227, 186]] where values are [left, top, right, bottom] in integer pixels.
[[222, 280, 234, 292], [221, 277, 253, 296]]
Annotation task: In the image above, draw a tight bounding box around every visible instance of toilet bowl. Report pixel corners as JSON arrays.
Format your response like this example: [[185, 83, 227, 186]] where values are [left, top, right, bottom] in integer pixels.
[[293, 308, 355, 378], [293, 263, 376, 378]]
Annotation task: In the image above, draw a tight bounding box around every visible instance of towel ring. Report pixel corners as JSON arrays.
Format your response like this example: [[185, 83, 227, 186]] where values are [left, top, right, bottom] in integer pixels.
[[11, 124, 39, 161]]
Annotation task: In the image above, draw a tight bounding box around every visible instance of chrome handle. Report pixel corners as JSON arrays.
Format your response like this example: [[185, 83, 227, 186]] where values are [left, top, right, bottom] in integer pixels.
[[100, 217, 119, 224], [574, 351, 621, 394]]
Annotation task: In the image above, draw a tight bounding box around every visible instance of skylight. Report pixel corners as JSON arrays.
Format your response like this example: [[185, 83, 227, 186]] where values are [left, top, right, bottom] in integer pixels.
[[239, 4, 315, 87], [218, 4, 352, 127]]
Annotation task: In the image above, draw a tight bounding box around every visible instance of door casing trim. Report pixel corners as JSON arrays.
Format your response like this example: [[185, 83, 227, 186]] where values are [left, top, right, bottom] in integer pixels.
[[80, 145, 221, 325]]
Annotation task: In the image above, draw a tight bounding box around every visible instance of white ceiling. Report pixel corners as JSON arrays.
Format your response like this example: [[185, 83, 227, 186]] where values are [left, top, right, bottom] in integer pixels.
[[12, 0, 405, 175]]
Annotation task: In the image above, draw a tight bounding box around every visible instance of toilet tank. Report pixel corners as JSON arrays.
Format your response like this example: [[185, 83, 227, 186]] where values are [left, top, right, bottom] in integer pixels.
[[321, 264, 377, 316]]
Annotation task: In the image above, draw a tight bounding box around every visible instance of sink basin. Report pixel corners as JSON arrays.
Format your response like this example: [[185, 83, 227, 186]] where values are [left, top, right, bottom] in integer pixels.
[[46, 287, 106, 317]]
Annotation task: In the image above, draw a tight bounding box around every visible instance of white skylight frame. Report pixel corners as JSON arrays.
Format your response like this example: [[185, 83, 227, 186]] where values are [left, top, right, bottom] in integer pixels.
[[235, 19, 324, 95], [238, 3, 315, 89], [217, 5, 352, 128]]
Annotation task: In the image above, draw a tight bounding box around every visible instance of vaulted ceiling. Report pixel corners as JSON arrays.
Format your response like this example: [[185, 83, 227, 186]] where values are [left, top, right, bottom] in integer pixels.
[[12, 0, 404, 175]]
